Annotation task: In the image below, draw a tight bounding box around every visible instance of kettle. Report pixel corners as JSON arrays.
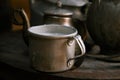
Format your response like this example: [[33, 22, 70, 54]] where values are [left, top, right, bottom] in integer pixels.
[[30, 0, 90, 26]]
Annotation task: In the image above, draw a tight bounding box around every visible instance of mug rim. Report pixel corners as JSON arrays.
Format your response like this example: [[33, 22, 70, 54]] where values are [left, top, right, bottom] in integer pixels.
[[28, 24, 78, 38]]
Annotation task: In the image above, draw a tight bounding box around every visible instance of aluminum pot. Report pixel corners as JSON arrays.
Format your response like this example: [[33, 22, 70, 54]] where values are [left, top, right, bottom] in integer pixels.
[[28, 24, 86, 72]]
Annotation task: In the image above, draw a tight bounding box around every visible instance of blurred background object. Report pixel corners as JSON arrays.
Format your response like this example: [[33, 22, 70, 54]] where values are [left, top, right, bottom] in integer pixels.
[[87, 0, 120, 53], [0, 0, 11, 31]]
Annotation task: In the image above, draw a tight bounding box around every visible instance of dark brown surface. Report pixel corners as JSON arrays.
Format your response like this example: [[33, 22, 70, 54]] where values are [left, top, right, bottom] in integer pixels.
[[0, 30, 120, 80]]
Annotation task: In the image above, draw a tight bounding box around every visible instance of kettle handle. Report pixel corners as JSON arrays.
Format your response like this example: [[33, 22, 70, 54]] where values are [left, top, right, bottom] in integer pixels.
[[67, 35, 86, 67], [12, 8, 30, 45]]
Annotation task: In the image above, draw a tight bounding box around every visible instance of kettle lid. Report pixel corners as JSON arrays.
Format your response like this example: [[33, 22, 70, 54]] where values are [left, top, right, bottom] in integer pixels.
[[46, 0, 89, 7], [44, 8, 73, 16]]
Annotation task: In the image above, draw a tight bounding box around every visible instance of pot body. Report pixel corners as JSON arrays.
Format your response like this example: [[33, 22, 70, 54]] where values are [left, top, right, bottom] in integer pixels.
[[87, 0, 120, 51], [29, 36, 75, 72]]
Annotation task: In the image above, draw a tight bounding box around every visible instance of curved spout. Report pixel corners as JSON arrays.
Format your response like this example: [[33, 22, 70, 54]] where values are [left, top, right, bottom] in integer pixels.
[[20, 8, 30, 45], [16, 8, 30, 31], [13, 8, 30, 45]]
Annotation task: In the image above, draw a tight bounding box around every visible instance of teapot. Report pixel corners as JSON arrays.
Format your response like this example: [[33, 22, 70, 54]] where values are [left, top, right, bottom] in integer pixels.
[[30, 0, 89, 25]]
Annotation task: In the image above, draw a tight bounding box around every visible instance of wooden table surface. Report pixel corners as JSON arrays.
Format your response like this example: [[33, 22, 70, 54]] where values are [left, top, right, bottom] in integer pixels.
[[0, 30, 120, 80]]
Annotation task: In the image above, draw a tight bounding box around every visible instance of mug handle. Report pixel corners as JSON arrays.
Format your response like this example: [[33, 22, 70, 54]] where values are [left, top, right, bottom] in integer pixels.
[[67, 35, 86, 66]]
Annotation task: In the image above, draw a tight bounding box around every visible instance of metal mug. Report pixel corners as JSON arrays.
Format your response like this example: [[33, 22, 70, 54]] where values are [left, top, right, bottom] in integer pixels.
[[28, 24, 86, 72]]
